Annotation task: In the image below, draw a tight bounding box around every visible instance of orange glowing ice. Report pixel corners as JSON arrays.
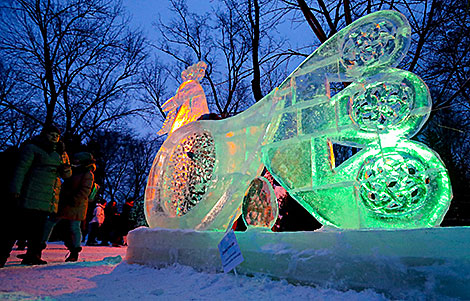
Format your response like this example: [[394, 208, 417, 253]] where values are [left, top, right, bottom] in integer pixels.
[[158, 61, 210, 136]]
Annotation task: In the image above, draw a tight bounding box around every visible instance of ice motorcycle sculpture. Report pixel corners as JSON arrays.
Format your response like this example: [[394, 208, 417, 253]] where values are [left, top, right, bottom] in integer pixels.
[[145, 10, 452, 231]]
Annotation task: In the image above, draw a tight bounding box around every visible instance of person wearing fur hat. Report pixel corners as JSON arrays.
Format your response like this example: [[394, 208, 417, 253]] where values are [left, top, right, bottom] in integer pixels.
[[2, 125, 72, 266], [42, 152, 96, 262]]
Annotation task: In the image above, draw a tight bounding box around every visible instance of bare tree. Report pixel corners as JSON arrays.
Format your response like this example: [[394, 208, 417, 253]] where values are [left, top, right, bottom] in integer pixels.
[[0, 0, 148, 145], [421, 0, 470, 115], [155, 0, 248, 117], [154, 0, 288, 118], [0, 59, 41, 148], [88, 129, 162, 206], [139, 58, 171, 128]]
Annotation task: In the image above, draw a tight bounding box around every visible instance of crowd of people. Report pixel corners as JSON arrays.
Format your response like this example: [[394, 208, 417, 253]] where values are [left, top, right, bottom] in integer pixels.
[[0, 123, 319, 269], [0, 125, 135, 267], [85, 199, 135, 248]]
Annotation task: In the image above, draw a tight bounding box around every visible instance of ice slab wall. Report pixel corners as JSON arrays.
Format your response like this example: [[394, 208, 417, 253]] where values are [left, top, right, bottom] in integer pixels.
[[127, 227, 470, 300]]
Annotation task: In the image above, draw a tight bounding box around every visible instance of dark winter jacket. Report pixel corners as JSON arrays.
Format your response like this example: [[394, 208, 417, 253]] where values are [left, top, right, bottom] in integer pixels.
[[1, 146, 19, 199], [102, 201, 119, 231], [119, 200, 135, 236], [10, 135, 71, 213], [57, 164, 95, 221]]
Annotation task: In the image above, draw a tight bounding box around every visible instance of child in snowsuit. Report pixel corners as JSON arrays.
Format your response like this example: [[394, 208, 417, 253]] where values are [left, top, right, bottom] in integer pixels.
[[86, 199, 106, 246]]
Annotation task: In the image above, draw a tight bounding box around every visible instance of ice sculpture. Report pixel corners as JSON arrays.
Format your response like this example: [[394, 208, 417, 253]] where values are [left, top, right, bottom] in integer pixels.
[[145, 10, 452, 231], [158, 61, 210, 135], [242, 177, 278, 230]]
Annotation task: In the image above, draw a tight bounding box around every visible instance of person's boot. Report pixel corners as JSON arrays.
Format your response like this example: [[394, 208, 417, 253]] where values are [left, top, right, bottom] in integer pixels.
[[65, 247, 82, 262], [16, 240, 27, 251], [19, 241, 46, 259], [86, 240, 98, 246], [21, 250, 47, 265]]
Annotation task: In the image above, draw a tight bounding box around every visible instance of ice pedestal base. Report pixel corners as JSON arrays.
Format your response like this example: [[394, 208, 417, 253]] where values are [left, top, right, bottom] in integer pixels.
[[126, 227, 470, 299]]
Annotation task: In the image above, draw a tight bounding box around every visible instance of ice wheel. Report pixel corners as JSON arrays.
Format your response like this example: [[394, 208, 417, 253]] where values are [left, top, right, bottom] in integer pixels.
[[357, 151, 429, 216], [349, 80, 413, 132], [354, 141, 452, 228], [241, 177, 278, 229], [163, 131, 215, 217], [145, 124, 216, 228], [339, 11, 410, 76]]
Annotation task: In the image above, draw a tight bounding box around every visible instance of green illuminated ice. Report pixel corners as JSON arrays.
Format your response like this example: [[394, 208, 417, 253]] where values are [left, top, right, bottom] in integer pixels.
[[145, 10, 452, 231]]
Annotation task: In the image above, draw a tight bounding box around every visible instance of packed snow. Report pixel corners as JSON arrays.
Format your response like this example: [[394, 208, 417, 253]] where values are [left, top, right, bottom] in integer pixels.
[[0, 241, 388, 300]]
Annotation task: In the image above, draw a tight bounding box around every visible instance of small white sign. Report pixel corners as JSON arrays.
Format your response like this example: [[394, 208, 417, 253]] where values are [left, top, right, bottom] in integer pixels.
[[218, 229, 244, 273]]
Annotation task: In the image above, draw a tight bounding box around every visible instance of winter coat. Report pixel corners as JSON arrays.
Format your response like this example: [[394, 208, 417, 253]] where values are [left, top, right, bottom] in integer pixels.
[[90, 203, 106, 225], [101, 202, 119, 230], [57, 164, 95, 221], [10, 135, 71, 213], [1, 146, 19, 201], [118, 201, 135, 236]]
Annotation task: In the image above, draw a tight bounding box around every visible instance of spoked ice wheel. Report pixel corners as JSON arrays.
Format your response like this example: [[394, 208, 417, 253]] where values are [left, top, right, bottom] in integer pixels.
[[358, 151, 429, 216], [354, 142, 452, 228], [339, 10, 410, 76], [349, 80, 413, 132], [145, 123, 217, 229], [164, 131, 215, 216]]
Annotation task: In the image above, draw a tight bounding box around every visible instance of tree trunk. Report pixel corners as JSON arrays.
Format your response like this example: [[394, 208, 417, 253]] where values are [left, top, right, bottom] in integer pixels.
[[296, 0, 327, 42], [249, 0, 263, 101]]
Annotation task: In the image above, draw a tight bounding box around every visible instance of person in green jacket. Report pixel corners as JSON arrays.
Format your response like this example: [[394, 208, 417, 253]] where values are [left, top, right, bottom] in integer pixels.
[[8, 125, 72, 265], [42, 152, 96, 262]]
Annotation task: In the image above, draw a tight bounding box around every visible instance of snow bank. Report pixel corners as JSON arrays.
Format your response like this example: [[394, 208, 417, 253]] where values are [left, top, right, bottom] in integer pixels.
[[127, 226, 470, 300]]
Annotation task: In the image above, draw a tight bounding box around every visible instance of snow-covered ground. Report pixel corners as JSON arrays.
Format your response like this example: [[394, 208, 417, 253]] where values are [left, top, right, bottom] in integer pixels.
[[2, 226, 469, 300], [1, 241, 388, 300]]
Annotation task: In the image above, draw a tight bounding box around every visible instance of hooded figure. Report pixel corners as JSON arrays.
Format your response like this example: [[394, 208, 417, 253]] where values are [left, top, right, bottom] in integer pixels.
[[10, 125, 71, 213]]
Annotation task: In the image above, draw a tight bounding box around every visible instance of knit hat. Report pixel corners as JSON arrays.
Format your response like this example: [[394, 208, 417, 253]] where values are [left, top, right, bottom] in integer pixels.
[[72, 152, 96, 165], [41, 125, 61, 135]]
